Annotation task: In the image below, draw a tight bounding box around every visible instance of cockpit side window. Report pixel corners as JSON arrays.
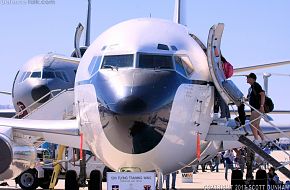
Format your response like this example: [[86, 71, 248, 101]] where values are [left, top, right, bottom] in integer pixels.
[[88, 56, 102, 74], [55, 71, 64, 81], [181, 56, 194, 76], [55, 71, 69, 82], [31, 71, 41, 78], [138, 54, 174, 70], [61, 72, 69, 82], [174, 55, 194, 77], [21, 72, 31, 82], [174, 56, 187, 77], [18, 72, 26, 83], [101, 54, 133, 69]]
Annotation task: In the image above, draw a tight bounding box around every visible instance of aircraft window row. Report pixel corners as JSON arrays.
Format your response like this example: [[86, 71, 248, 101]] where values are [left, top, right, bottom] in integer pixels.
[[42, 70, 70, 82], [101, 54, 134, 69], [99, 53, 193, 77], [19, 70, 70, 83], [138, 54, 193, 76]]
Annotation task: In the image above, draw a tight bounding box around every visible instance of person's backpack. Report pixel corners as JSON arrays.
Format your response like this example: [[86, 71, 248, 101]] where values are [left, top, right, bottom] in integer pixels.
[[222, 61, 234, 79], [264, 96, 274, 113], [252, 87, 274, 113]]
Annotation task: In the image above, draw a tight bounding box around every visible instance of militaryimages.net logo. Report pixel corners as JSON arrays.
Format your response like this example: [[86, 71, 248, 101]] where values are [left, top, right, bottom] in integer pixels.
[[0, 0, 55, 5]]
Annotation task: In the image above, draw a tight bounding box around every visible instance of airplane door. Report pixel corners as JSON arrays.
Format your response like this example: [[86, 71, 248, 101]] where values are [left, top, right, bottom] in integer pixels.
[[207, 23, 244, 106]]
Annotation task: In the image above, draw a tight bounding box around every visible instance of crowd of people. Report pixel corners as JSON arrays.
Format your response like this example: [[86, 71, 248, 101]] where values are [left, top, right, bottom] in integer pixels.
[[191, 148, 289, 186]]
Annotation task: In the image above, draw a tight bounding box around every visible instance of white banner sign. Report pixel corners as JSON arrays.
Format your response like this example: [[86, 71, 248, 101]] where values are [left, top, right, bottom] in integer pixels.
[[181, 172, 193, 183], [107, 172, 155, 190]]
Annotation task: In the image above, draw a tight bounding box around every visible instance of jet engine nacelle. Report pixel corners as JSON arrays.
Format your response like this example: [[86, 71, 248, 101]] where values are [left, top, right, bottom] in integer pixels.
[[0, 134, 12, 175], [0, 128, 37, 181]]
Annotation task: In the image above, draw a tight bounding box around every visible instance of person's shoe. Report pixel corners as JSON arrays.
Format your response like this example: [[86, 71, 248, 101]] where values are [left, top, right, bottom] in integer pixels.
[[213, 113, 219, 120], [260, 140, 268, 147]]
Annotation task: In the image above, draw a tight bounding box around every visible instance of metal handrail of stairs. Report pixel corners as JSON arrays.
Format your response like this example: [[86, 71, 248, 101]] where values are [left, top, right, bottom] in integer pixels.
[[235, 100, 290, 178], [13, 88, 74, 119]]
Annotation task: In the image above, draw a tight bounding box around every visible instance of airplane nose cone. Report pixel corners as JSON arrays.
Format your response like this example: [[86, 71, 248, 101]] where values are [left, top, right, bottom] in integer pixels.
[[116, 96, 147, 114], [94, 69, 181, 115], [31, 85, 51, 103]]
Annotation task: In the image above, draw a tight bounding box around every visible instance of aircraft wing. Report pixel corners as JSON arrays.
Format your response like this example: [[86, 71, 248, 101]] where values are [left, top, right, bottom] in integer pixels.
[[0, 91, 11, 95], [0, 109, 15, 118], [234, 61, 290, 73], [0, 117, 85, 149]]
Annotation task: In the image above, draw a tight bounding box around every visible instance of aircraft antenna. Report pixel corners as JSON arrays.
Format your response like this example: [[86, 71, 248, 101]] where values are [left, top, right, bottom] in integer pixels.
[[85, 0, 91, 47]]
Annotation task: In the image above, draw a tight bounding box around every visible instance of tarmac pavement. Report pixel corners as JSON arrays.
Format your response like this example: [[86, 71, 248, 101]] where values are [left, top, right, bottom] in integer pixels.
[[0, 166, 289, 190]]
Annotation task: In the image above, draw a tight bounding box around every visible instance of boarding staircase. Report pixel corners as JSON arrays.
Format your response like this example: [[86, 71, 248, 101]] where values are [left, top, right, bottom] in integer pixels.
[[204, 23, 290, 180], [12, 88, 75, 148], [206, 117, 290, 179], [14, 88, 75, 120], [238, 135, 290, 178]]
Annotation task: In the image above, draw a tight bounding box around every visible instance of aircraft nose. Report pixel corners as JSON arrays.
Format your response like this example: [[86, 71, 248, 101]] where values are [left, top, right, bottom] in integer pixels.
[[31, 85, 51, 103], [115, 96, 147, 114], [94, 70, 180, 114]]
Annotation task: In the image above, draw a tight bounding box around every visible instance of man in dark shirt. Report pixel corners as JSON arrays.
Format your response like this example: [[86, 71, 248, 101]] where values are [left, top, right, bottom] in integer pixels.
[[247, 73, 266, 145]]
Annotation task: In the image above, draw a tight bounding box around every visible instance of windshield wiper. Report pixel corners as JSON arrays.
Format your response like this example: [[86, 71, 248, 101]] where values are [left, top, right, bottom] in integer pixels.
[[103, 65, 119, 71]]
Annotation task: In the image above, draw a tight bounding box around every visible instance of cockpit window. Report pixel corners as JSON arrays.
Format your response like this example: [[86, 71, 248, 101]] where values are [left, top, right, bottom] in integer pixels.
[[138, 54, 173, 70], [55, 71, 64, 81], [20, 72, 31, 82], [62, 72, 69, 82], [42, 71, 55, 79], [181, 56, 194, 76], [55, 71, 69, 82], [174, 56, 187, 76], [19, 72, 26, 82], [31, 71, 41, 78], [174, 55, 194, 77], [88, 56, 102, 74], [101, 54, 133, 69]]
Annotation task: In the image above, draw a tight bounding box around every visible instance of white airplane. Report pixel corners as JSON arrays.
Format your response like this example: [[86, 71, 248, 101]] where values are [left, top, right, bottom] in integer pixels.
[[0, 0, 290, 190], [11, 54, 79, 118], [5, 0, 92, 118]]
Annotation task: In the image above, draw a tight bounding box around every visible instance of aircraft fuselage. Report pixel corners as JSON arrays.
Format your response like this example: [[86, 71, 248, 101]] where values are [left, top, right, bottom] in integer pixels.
[[75, 18, 215, 174]]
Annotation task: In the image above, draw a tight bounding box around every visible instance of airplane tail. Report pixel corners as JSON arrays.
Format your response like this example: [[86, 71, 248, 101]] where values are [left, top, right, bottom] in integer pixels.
[[173, 0, 187, 25]]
